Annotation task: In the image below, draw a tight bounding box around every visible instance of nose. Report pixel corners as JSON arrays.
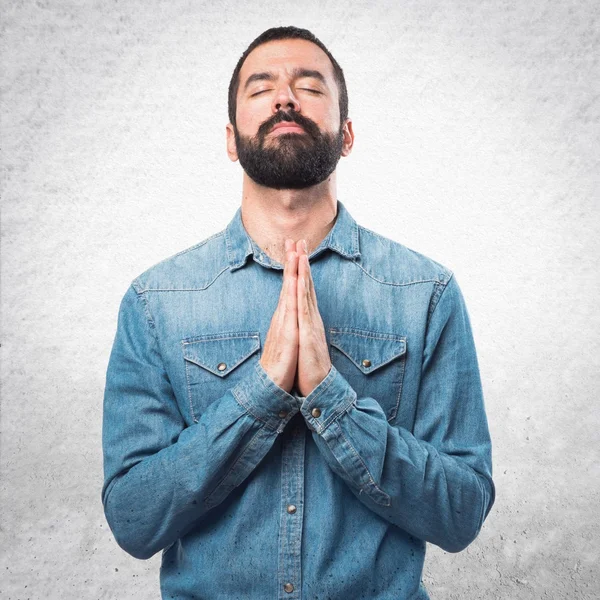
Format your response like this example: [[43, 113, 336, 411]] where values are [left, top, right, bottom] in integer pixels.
[[272, 84, 300, 115]]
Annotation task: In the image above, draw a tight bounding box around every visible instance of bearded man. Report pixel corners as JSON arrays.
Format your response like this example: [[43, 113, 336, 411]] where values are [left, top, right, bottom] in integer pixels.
[[101, 25, 495, 600]]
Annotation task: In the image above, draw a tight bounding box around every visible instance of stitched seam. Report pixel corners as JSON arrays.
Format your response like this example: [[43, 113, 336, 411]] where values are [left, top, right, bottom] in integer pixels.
[[320, 399, 356, 432], [428, 272, 454, 321], [132, 231, 225, 285], [184, 353, 258, 375], [329, 327, 406, 341], [231, 387, 270, 427], [321, 397, 355, 432], [136, 264, 230, 293], [305, 367, 337, 408], [391, 355, 406, 423], [303, 369, 357, 432], [350, 259, 443, 287], [358, 225, 450, 269], [329, 339, 406, 372], [133, 284, 156, 329], [203, 425, 265, 504], [338, 424, 385, 496], [132, 287, 172, 389], [172, 230, 225, 258], [183, 349, 198, 423], [182, 332, 260, 344], [340, 425, 377, 488]]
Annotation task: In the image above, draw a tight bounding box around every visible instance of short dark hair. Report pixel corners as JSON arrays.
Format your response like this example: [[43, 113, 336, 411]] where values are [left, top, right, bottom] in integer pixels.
[[228, 26, 349, 129]]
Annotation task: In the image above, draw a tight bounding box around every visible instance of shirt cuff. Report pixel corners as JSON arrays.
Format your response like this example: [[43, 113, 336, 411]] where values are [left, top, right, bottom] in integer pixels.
[[231, 360, 300, 432], [299, 364, 357, 433]]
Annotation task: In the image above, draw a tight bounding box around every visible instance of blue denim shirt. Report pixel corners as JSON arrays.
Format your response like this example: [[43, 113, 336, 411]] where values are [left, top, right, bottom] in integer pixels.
[[101, 199, 495, 599]]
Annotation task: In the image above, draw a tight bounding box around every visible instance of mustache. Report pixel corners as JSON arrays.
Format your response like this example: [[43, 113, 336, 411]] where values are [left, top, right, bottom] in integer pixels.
[[257, 111, 320, 139]]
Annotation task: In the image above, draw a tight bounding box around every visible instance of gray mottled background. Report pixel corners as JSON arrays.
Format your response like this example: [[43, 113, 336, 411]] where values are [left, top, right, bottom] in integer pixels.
[[1, 0, 599, 598]]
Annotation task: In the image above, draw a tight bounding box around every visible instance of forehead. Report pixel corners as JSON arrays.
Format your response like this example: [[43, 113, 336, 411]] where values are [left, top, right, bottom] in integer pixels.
[[239, 38, 336, 87]]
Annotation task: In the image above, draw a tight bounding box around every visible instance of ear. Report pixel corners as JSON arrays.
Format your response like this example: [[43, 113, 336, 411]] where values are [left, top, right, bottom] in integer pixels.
[[226, 123, 238, 162], [340, 118, 354, 157]]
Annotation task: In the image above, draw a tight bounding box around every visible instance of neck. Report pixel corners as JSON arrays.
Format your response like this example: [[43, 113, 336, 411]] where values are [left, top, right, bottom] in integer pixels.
[[240, 171, 339, 264]]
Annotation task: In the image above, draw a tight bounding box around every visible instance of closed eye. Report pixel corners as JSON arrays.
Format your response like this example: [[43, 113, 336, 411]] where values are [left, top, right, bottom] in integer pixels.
[[250, 88, 322, 97]]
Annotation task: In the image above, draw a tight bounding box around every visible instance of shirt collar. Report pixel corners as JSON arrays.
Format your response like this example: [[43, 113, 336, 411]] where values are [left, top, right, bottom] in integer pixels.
[[225, 199, 361, 272]]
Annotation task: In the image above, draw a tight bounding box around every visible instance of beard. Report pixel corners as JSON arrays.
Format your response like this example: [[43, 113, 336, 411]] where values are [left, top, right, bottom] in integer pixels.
[[233, 111, 344, 190]]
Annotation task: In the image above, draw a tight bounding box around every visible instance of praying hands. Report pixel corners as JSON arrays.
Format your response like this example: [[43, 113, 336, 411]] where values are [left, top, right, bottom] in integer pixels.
[[259, 238, 332, 397]]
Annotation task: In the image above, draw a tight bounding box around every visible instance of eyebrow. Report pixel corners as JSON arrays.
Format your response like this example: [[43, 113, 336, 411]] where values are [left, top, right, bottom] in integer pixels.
[[243, 67, 327, 92]]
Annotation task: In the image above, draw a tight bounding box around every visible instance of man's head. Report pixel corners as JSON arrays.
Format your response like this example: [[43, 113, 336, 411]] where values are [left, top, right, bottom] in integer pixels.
[[225, 26, 354, 190]]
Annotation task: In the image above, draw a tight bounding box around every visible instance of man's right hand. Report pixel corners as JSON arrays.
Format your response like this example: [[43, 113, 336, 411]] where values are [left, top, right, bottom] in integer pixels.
[[259, 239, 299, 393]]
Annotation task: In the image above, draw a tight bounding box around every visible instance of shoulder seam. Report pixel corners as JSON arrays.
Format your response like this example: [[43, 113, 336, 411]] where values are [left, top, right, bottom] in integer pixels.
[[428, 271, 455, 321], [130, 280, 157, 330], [357, 225, 453, 277], [170, 229, 225, 259], [136, 230, 226, 282]]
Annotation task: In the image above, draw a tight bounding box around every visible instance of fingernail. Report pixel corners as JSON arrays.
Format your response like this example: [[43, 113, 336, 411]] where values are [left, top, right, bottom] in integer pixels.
[[302, 239, 308, 252]]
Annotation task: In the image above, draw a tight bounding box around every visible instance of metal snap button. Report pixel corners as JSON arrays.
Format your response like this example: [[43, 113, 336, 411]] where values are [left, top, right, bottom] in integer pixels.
[[311, 407, 321, 418], [278, 410, 288, 418], [362, 359, 371, 367], [287, 504, 296, 514], [217, 362, 227, 371], [284, 583, 294, 593]]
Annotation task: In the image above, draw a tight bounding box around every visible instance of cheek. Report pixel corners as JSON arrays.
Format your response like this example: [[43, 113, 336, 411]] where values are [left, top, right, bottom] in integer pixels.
[[237, 102, 270, 135], [324, 104, 340, 129], [304, 100, 338, 131]]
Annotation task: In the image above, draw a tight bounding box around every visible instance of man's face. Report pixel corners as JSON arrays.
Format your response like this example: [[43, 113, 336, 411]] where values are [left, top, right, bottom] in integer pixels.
[[227, 38, 351, 190]]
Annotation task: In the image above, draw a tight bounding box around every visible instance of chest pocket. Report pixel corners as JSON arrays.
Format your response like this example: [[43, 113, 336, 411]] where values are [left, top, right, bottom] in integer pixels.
[[182, 332, 261, 422], [329, 327, 407, 423]]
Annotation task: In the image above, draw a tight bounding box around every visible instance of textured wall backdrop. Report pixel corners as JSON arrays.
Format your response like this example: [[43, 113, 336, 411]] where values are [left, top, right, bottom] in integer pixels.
[[1, 1, 599, 598]]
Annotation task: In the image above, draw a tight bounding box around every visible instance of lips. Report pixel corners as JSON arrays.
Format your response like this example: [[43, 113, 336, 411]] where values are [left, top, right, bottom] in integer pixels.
[[270, 121, 305, 134]]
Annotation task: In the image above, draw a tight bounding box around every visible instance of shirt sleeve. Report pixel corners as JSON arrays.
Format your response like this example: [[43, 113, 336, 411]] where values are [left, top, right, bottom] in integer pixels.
[[101, 283, 300, 560], [299, 273, 496, 553]]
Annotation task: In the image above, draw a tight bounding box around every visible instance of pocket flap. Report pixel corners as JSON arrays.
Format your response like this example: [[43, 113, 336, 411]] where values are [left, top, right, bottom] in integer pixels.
[[329, 328, 406, 374], [182, 332, 261, 377]]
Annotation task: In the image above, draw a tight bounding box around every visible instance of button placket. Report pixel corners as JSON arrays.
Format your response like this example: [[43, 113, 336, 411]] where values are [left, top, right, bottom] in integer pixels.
[[278, 412, 305, 599]]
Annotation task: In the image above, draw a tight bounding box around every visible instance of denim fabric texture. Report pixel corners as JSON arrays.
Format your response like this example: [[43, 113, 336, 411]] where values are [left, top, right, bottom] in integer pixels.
[[101, 200, 495, 599]]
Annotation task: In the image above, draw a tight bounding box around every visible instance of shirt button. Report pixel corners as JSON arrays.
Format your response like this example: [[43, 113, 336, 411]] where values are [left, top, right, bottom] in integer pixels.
[[311, 407, 321, 418], [284, 583, 294, 593], [287, 504, 297, 513], [278, 410, 288, 418], [362, 359, 371, 368], [217, 362, 227, 372]]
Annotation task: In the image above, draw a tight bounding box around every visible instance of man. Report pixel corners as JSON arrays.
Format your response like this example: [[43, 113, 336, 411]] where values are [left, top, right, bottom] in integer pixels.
[[101, 25, 495, 600]]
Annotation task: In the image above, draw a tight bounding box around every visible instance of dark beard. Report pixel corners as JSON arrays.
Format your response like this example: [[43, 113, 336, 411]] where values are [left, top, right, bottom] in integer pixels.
[[233, 111, 344, 190]]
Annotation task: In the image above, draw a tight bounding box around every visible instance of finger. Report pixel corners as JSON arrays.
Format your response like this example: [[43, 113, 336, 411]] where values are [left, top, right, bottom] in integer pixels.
[[280, 240, 297, 292], [295, 240, 313, 311], [303, 256, 322, 332], [278, 246, 290, 302], [297, 249, 312, 327], [287, 239, 298, 273], [277, 251, 296, 326], [286, 252, 298, 322], [295, 238, 307, 257], [304, 255, 316, 322], [305, 254, 316, 304]]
